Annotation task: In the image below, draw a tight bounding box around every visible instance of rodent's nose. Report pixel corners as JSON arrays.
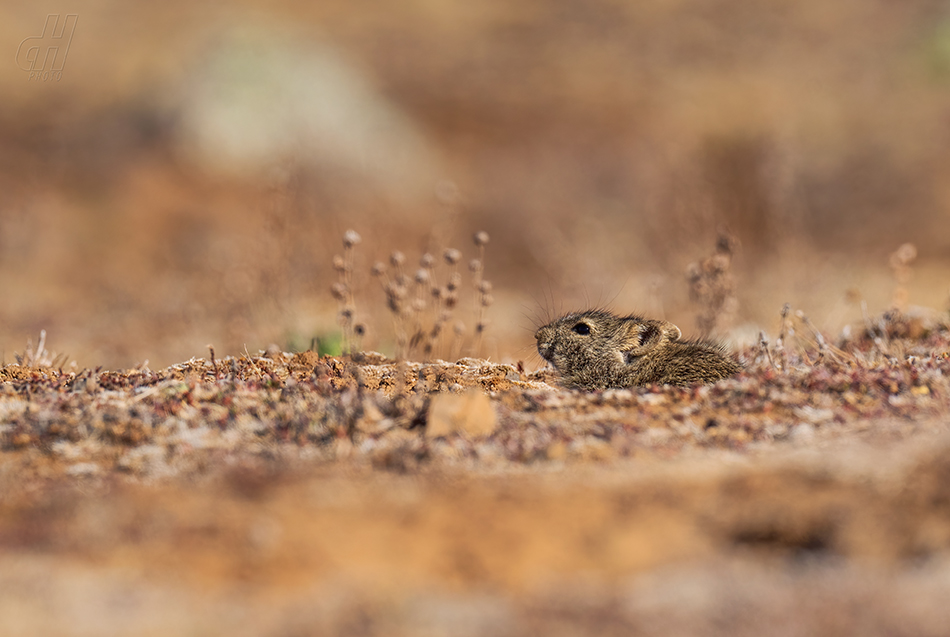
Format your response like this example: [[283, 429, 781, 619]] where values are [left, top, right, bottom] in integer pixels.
[[537, 342, 554, 362], [535, 327, 555, 362]]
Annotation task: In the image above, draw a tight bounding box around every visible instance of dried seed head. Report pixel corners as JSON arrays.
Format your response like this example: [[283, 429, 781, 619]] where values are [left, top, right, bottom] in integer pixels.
[[338, 307, 354, 323], [443, 248, 461, 265], [477, 280, 493, 294], [468, 259, 482, 273], [444, 292, 459, 309], [411, 298, 426, 312], [386, 282, 408, 299], [480, 294, 494, 307], [431, 286, 443, 299], [705, 254, 730, 274], [332, 255, 346, 272], [330, 282, 348, 300], [690, 281, 710, 298], [371, 261, 387, 277], [476, 320, 489, 333], [342, 230, 362, 247], [453, 321, 466, 335], [395, 273, 411, 288], [390, 251, 406, 267], [715, 233, 737, 256], [685, 262, 701, 282], [420, 253, 435, 268], [447, 272, 463, 291], [414, 268, 430, 284], [890, 243, 918, 268], [354, 323, 366, 337], [473, 231, 490, 247]]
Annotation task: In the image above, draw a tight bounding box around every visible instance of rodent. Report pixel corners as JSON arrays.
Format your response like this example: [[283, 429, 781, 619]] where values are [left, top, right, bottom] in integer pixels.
[[535, 309, 741, 389]]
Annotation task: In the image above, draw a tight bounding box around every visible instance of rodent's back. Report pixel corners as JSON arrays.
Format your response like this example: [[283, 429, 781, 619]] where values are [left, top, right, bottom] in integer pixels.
[[535, 309, 741, 389], [622, 339, 742, 387]]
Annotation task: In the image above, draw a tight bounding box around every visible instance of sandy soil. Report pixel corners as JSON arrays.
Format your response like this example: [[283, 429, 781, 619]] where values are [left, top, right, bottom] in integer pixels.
[[2, 316, 950, 635]]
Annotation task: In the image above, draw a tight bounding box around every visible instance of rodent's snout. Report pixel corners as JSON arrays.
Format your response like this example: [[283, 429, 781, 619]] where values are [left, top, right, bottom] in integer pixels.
[[535, 325, 555, 362]]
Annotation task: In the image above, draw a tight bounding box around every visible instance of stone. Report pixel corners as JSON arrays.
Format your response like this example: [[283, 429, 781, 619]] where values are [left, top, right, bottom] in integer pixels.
[[426, 390, 497, 439]]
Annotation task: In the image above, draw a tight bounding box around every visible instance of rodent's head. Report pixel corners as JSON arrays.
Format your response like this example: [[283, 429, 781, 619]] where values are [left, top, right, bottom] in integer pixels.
[[535, 309, 683, 388]]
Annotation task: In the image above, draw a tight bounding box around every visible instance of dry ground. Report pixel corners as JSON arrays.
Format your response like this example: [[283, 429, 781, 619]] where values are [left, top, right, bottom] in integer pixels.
[[2, 314, 950, 635]]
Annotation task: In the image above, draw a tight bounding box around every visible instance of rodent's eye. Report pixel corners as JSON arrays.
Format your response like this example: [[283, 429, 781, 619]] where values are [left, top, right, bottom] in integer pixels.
[[572, 322, 591, 335]]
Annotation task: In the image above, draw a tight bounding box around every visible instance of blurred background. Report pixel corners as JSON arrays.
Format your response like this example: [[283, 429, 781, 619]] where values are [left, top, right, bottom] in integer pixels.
[[2, 0, 950, 368]]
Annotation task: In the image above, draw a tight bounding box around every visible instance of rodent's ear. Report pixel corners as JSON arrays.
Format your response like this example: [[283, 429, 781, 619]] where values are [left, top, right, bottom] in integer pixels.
[[622, 319, 681, 358], [622, 319, 664, 356], [661, 321, 682, 342]]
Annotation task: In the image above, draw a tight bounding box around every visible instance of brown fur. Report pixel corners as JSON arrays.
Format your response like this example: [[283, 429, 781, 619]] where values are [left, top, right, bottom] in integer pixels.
[[535, 309, 742, 390]]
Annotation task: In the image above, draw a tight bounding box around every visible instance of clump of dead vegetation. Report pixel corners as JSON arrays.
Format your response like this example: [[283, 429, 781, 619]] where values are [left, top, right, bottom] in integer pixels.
[[329, 230, 366, 353], [13, 330, 71, 369], [889, 242, 918, 312], [330, 229, 494, 360], [686, 233, 739, 337]]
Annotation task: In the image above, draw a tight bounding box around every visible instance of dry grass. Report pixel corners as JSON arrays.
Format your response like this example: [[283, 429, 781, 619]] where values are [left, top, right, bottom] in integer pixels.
[[337, 230, 497, 360]]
